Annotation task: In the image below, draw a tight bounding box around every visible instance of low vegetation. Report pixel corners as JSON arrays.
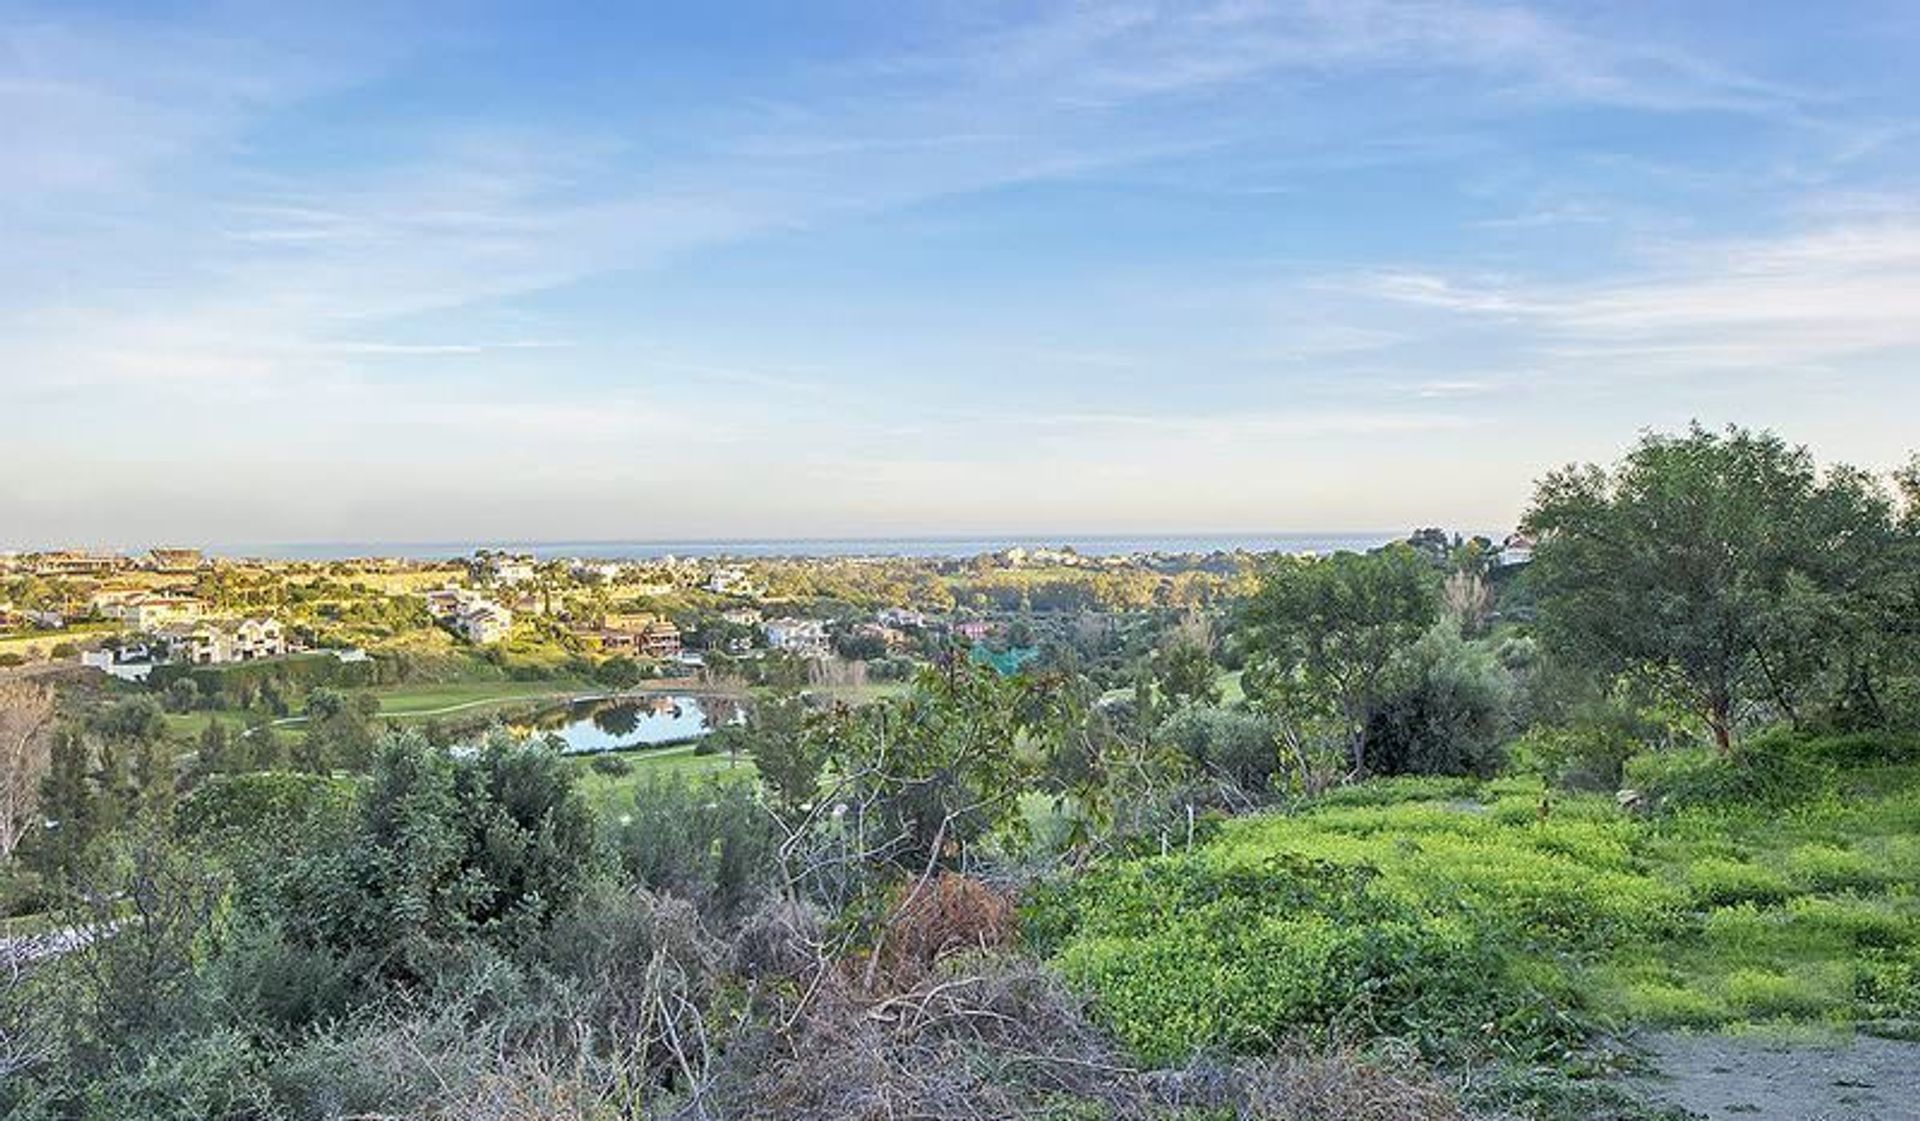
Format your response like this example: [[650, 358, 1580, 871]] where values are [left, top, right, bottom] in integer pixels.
[[1032, 734, 1919, 1071], [3, 423, 1919, 1119]]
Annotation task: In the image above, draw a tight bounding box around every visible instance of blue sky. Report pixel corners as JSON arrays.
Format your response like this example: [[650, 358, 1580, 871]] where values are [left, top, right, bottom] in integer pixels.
[[6, 1, 1920, 547]]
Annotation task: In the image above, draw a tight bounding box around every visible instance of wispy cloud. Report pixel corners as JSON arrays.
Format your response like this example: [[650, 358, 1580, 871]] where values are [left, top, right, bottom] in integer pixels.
[[1362, 212, 1920, 374], [1015, 407, 1478, 440], [326, 340, 570, 357], [2, 1, 1908, 541]]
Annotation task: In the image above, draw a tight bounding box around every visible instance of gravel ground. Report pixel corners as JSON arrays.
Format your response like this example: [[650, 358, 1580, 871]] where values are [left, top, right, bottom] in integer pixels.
[[1632, 1031, 1920, 1120]]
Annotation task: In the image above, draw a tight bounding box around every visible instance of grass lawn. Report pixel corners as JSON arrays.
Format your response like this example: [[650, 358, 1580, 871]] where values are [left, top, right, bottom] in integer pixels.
[[360, 680, 592, 719], [571, 744, 756, 814]]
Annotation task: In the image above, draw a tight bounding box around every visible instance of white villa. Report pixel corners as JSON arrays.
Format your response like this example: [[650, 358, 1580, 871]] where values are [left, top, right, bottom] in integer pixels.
[[764, 617, 830, 657], [456, 603, 513, 645], [1498, 533, 1536, 567], [877, 607, 927, 628], [164, 617, 288, 665], [424, 587, 513, 644]]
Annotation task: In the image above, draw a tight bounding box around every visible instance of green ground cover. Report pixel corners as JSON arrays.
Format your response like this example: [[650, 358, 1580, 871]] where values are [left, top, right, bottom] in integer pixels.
[[570, 743, 755, 813], [359, 679, 590, 716], [1027, 735, 1920, 1068]]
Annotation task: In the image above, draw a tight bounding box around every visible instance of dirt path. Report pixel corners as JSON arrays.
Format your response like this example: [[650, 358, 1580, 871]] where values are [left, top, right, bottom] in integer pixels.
[[1632, 1031, 1920, 1120]]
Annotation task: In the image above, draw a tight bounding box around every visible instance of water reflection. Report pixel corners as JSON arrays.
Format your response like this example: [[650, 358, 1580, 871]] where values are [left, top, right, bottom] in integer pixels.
[[515, 694, 743, 754]]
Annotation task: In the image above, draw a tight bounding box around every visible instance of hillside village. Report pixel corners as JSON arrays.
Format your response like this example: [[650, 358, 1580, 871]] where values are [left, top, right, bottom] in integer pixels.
[[6, 539, 1487, 692]]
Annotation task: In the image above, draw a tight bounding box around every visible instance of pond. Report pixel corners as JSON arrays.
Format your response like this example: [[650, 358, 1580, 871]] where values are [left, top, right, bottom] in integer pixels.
[[512, 694, 745, 754]]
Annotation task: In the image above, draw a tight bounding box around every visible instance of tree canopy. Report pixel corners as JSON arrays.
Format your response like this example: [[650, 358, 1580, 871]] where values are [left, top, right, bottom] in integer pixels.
[[1242, 545, 1440, 773], [1524, 423, 1896, 751]]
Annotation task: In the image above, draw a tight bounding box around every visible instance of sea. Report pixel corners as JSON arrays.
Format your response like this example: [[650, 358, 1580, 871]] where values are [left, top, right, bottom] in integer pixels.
[[208, 533, 1405, 562]]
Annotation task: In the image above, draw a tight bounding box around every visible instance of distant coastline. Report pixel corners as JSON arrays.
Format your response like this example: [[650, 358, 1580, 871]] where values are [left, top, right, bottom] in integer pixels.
[[194, 532, 1411, 562]]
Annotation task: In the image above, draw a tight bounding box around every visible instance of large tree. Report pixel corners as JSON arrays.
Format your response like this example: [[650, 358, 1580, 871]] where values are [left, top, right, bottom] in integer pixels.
[[1243, 545, 1440, 774], [1524, 423, 1893, 753]]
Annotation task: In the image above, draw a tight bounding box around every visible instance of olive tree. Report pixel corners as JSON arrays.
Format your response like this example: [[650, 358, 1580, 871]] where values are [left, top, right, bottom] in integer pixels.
[[1524, 423, 1894, 753], [1242, 545, 1440, 774]]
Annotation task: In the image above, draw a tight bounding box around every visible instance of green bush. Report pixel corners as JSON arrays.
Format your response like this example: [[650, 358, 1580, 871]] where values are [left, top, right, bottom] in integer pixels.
[[1156, 705, 1278, 794], [205, 922, 364, 1036], [1361, 624, 1512, 778], [1607, 973, 1729, 1026], [1686, 858, 1793, 907], [173, 772, 359, 857], [1720, 967, 1835, 1018], [1510, 697, 1667, 792], [1783, 843, 1883, 892], [588, 752, 633, 776], [1856, 948, 1920, 1019], [1624, 733, 1834, 809], [613, 774, 779, 917], [232, 730, 598, 986]]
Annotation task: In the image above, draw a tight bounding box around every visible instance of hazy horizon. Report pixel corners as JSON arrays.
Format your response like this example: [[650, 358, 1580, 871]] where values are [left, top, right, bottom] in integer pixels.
[[8, 2, 1920, 543], [2, 529, 1414, 561]]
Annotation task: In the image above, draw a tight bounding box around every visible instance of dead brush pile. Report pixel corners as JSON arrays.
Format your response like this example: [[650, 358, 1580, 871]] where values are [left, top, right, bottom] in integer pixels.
[[688, 954, 1474, 1121], [682, 873, 1476, 1120], [849, 871, 1017, 994], [688, 952, 1154, 1120]]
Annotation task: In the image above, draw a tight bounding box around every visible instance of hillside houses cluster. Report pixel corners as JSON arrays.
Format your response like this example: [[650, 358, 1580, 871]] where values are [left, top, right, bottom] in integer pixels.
[[167, 617, 288, 665], [470, 553, 537, 587], [704, 565, 763, 597], [91, 590, 208, 631], [425, 588, 514, 645], [574, 612, 682, 659], [10, 548, 208, 578], [80, 616, 289, 681], [764, 617, 830, 657], [1497, 533, 1536, 567]]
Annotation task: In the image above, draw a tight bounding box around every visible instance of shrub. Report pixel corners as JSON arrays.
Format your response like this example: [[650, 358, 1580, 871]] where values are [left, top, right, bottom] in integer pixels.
[[1793, 730, 1920, 766], [587, 752, 632, 776], [1362, 624, 1511, 778], [1720, 967, 1834, 1018], [0, 865, 52, 918], [1788, 896, 1915, 950], [1686, 859, 1793, 907], [1623, 733, 1834, 809], [613, 774, 779, 917], [174, 772, 358, 857], [205, 922, 364, 1036], [1511, 697, 1666, 791], [1783, 843, 1882, 892], [1856, 948, 1920, 1019], [240, 731, 597, 983], [534, 885, 725, 1073], [1028, 850, 1580, 1064], [66, 1027, 273, 1121], [1611, 975, 1729, 1026], [1157, 705, 1278, 795]]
